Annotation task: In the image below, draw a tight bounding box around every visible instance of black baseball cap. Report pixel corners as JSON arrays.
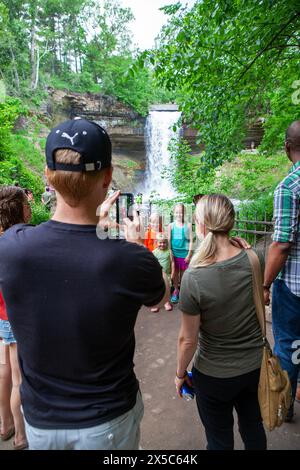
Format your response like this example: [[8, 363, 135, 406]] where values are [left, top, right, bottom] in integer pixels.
[[46, 118, 112, 172]]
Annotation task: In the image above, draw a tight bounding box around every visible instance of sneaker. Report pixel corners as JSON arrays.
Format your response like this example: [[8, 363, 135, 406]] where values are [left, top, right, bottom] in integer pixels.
[[164, 302, 173, 311], [284, 401, 295, 423], [150, 307, 160, 313], [171, 293, 179, 303]]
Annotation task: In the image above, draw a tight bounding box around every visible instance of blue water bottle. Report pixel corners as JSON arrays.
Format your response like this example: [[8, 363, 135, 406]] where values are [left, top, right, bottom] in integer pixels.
[[181, 371, 194, 401]]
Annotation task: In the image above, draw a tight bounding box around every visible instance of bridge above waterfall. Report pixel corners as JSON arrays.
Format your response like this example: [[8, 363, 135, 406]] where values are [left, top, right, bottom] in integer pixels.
[[149, 104, 179, 112]]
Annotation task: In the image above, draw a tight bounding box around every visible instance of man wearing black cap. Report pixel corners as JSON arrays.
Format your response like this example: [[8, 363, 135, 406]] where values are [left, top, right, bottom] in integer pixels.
[[0, 118, 168, 450]]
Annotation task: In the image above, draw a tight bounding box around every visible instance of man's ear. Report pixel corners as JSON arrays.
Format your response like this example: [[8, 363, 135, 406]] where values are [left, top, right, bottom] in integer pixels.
[[285, 140, 290, 155], [102, 166, 113, 189]]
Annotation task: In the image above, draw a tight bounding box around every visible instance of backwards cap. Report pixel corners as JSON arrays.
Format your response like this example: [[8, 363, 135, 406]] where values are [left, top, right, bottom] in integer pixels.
[[46, 118, 112, 172]]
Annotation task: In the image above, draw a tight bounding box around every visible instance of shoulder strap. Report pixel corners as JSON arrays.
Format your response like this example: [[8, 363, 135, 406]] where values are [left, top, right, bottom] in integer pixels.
[[245, 249, 266, 338]]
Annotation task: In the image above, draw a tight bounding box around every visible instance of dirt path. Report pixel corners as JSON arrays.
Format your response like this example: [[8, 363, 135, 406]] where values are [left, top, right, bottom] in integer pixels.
[[135, 306, 300, 450], [1, 305, 299, 451]]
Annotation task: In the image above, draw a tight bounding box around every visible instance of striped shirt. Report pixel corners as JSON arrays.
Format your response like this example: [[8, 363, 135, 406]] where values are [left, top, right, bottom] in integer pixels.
[[272, 160, 300, 296]]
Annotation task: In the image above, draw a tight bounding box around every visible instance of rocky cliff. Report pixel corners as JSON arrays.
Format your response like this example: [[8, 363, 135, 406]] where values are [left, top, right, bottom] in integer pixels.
[[45, 89, 264, 192], [47, 89, 147, 190]]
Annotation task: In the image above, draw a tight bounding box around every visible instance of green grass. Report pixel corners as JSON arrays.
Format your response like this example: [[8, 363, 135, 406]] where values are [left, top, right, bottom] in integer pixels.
[[214, 151, 290, 200], [13, 134, 45, 175], [124, 160, 138, 169]]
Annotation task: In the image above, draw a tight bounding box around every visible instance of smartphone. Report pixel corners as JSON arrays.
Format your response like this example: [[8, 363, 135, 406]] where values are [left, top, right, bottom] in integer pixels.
[[116, 193, 134, 225]]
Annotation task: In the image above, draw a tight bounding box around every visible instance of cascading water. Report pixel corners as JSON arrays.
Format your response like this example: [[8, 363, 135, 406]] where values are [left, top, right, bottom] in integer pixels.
[[141, 110, 182, 199]]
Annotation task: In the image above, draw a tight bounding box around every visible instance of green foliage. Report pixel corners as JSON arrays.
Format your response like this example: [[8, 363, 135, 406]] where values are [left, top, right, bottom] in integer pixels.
[[260, 65, 300, 150], [238, 193, 274, 221], [0, 98, 27, 161], [0, 0, 175, 115], [0, 96, 46, 225], [124, 159, 138, 169], [164, 138, 217, 201], [165, 134, 290, 222], [48, 71, 100, 94], [0, 157, 43, 196], [0, 80, 6, 102], [97, 56, 174, 115], [30, 202, 50, 225], [13, 133, 45, 174], [230, 192, 275, 245], [214, 151, 290, 200], [0, 97, 27, 131], [148, 0, 300, 170]]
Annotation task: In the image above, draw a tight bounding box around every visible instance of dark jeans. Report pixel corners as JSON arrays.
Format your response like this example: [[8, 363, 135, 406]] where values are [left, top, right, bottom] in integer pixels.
[[272, 279, 300, 398], [192, 367, 267, 450]]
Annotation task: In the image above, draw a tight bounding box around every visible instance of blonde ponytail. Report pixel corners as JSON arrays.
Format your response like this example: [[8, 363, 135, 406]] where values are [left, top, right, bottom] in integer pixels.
[[190, 231, 216, 267], [190, 194, 235, 268]]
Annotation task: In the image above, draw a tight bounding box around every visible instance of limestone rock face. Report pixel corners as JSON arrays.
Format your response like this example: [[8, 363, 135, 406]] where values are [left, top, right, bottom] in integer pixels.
[[45, 89, 264, 191], [47, 89, 147, 191]]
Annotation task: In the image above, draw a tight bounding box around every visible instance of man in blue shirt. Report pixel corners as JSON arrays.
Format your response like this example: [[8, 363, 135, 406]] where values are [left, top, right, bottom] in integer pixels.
[[0, 118, 168, 449]]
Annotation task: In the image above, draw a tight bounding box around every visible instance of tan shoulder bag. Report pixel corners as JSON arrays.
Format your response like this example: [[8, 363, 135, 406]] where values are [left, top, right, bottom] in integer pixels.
[[246, 249, 292, 431]]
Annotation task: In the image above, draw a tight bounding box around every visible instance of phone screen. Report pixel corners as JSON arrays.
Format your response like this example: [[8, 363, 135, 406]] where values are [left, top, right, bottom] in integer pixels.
[[116, 193, 134, 225]]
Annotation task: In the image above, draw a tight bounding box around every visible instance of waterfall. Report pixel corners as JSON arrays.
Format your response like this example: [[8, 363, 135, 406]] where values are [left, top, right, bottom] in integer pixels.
[[141, 110, 181, 199]]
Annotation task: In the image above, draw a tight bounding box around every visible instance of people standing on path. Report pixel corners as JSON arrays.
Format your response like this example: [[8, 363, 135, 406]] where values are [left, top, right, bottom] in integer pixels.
[[0, 118, 169, 450], [41, 185, 51, 209], [134, 193, 143, 216], [152, 233, 174, 312], [143, 212, 161, 252], [41, 185, 57, 214], [175, 194, 266, 450], [264, 120, 300, 422], [0, 186, 30, 450], [168, 203, 193, 303]]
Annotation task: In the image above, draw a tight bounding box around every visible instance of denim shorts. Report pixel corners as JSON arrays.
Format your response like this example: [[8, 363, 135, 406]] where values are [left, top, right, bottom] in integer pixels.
[[0, 319, 17, 345]]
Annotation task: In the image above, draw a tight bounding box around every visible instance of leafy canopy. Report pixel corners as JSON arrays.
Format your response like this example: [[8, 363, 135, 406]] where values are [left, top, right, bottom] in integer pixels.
[[148, 0, 300, 168]]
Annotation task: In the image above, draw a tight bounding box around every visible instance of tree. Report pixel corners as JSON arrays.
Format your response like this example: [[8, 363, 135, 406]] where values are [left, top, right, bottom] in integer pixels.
[[0, 1, 27, 91], [83, 0, 134, 82], [0, 0, 172, 114], [148, 0, 300, 168]]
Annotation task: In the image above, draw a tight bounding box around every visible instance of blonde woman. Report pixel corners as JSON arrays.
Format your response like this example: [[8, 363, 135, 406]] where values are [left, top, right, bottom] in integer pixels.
[[175, 194, 266, 450]]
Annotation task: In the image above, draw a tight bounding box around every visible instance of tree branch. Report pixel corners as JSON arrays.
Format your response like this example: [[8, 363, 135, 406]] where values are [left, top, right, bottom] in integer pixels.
[[264, 43, 300, 50], [237, 11, 300, 82]]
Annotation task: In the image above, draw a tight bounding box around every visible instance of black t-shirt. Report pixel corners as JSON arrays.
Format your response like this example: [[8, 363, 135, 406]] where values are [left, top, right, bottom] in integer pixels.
[[0, 220, 165, 429]]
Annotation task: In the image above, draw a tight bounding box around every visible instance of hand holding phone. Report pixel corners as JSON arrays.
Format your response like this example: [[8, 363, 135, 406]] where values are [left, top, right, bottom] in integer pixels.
[[123, 208, 142, 245], [99, 190, 120, 220], [116, 193, 134, 225]]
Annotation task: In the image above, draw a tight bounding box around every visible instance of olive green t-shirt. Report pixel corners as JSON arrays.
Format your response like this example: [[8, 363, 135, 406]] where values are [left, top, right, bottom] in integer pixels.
[[178, 250, 264, 378]]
